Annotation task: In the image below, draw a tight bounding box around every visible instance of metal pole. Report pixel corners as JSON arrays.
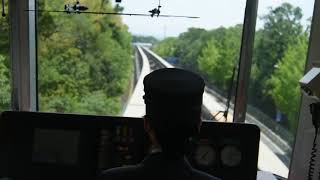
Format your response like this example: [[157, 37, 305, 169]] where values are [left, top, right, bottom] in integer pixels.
[[9, 0, 37, 111], [233, 0, 259, 123]]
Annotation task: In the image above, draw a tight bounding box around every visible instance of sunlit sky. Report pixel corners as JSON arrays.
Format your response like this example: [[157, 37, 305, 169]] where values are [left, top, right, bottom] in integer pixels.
[[118, 0, 314, 39]]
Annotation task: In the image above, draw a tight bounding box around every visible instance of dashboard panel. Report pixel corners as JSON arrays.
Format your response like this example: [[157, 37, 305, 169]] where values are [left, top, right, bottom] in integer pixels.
[[188, 120, 260, 179], [0, 111, 260, 180]]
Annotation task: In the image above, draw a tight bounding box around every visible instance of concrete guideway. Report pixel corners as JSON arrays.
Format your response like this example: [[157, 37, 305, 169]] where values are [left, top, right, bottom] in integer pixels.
[[124, 46, 289, 178], [122, 46, 150, 117]]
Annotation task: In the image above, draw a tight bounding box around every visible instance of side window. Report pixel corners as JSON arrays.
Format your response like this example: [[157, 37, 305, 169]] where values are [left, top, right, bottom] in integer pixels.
[[247, 1, 314, 177], [151, 0, 314, 178], [151, 0, 246, 122], [0, 2, 11, 112]]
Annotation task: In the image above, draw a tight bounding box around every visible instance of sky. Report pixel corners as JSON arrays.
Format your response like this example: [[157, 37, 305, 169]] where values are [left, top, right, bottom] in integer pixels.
[[118, 0, 315, 39]]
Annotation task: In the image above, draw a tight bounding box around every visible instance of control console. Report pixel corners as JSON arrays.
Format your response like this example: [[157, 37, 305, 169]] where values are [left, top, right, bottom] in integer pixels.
[[0, 111, 259, 180]]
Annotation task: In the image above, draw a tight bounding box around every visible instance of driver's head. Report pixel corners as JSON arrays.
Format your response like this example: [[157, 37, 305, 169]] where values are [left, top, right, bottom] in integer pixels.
[[143, 68, 205, 158]]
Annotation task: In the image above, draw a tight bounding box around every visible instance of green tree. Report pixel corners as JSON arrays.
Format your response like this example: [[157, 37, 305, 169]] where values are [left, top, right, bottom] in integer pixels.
[[153, 25, 242, 91], [0, 55, 10, 111], [256, 2, 303, 74], [250, 3, 304, 113], [197, 41, 221, 85], [205, 25, 242, 90], [132, 35, 158, 44], [153, 37, 178, 58], [266, 37, 307, 132], [175, 28, 207, 69], [37, 0, 133, 115], [0, 2, 10, 112]]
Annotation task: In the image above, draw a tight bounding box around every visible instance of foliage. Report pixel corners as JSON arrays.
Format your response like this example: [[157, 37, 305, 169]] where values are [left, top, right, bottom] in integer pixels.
[[197, 40, 221, 86], [0, 55, 10, 111], [153, 25, 242, 91], [174, 28, 207, 70], [0, 3, 10, 112], [249, 3, 304, 115], [132, 35, 158, 44], [266, 37, 307, 132], [37, 0, 133, 115], [153, 37, 178, 58]]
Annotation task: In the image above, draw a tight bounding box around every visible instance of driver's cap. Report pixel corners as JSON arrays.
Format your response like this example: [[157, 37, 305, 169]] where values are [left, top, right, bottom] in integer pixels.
[[143, 68, 205, 111]]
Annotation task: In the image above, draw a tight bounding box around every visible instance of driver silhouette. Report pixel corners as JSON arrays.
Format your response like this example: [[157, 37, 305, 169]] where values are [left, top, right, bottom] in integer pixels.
[[99, 68, 220, 180]]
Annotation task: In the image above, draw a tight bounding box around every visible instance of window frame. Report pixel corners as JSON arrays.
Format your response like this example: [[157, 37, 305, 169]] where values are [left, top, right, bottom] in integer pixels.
[[233, 0, 259, 123], [9, 0, 37, 111]]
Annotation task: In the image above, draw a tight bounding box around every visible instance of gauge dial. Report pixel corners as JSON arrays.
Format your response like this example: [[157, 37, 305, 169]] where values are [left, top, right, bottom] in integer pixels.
[[194, 144, 216, 166], [221, 145, 242, 167]]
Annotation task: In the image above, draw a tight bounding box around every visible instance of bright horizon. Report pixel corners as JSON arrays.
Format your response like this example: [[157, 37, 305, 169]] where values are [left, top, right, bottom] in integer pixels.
[[119, 0, 314, 39]]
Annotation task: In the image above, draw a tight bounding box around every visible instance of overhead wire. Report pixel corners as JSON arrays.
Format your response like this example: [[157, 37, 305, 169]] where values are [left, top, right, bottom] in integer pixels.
[[25, 9, 199, 18]]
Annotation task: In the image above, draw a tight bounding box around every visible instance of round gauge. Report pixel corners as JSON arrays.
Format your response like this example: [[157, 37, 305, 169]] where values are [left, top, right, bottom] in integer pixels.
[[194, 145, 216, 166], [221, 145, 242, 167]]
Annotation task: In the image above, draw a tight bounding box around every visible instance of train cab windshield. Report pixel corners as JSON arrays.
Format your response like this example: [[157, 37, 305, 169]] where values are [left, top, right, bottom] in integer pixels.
[[0, 0, 318, 180]]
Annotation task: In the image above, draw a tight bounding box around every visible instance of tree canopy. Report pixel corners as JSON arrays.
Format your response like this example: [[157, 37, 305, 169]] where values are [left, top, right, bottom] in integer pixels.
[[132, 35, 158, 44], [37, 0, 133, 115], [153, 25, 242, 92], [267, 37, 307, 131], [0, 2, 10, 111]]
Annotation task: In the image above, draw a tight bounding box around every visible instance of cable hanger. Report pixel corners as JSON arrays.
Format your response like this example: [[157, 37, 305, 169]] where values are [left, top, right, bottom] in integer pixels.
[[26, 0, 199, 19]]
